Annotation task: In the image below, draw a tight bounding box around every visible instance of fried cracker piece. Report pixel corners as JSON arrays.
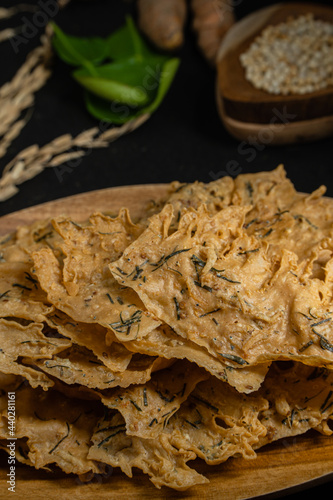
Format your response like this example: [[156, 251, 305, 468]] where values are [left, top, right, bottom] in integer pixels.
[[242, 184, 333, 263], [0, 230, 31, 264], [165, 377, 268, 465], [160, 166, 333, 266], [88, 368, 267, 490], [110, 204, 333, 369], [0, 216, 64, 265], [161, 361, 333, 467], [88, 410, 208, 490], [0, 262, 53, 322], [124, 326, 270, 393], [147, 165, 297, 226], [89, 361, 333, 490], [219, 165, 333, 265], [232, 164, 299, 209], [141, 175, 235, 226], [0, 358, 52, 389], [0, 318, 71, 388], [0, 384, 104, 475], [101, 360, 209, 439], [46, 309, 134, 372], [0, 241, 30, 264], [15, 217, 63, 254], [0, 219, 64, 324], [146, 175, 235, 226], [87, 371, 265, 489], [31, 210, 161, 342], [256, 362, 333, 447], [0, 319, 71, 358], [25, 344, 172, 390], [168, 175, 234, 212], [145, 166, 296, 227]]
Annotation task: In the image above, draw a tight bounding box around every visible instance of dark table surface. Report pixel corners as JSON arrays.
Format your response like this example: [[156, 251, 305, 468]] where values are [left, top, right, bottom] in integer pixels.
[[0, 0, 332, 497]]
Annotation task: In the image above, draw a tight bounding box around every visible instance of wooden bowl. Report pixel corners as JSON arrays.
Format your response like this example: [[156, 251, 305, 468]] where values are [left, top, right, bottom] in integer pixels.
[[216, 2, 333, 145]]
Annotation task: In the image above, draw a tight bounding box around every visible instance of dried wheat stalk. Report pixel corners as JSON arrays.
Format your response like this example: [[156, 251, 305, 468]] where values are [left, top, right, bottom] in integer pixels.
[[0, 0, 73, 157], [0, 28, 53, 159], [0, 27, 21, 43], [0, 5, 37, 21], [0, 0, 70, 20], [0, 4, 39, 43], [0, 1, 71, 43], [0, 113, 150, 201]]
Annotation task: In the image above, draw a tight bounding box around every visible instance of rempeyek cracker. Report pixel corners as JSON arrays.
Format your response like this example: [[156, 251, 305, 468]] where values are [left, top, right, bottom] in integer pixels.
[[124, 325, 270, 393], [153, 165, 333, 265], [45, 309, 134, 372], [24, 345, 172, 390], [88, 410, 210, 490], [88, 361, 333, 490], [100, 359, 209, 439], [109, 202, 333, 369], [31, 210, 161, 342], [0, 166, 332, 492], [0, 381, 105, 475], [0, 318, 71, 388], [0, 261, 53, 322]]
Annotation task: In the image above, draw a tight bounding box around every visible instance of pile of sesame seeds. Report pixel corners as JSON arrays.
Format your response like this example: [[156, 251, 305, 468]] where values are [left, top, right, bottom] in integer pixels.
[[239, 13, 333, 95]]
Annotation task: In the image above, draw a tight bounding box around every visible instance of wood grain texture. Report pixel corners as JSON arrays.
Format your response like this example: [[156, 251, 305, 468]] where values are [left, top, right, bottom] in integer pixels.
[[215, 2, 333, 144], [0, 186, 332, 499], [216, 87, 333, 145]]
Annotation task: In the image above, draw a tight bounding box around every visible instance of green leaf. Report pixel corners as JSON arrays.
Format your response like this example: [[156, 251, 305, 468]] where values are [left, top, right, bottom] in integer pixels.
[[107, 16, 155, 61], [51, 17, 180, 124], [106, 25, 134, 61], [85, 92, 140, 124], [143, 58, 180, 114], [51, 22, 108, 67], [73, 58, 164, 106], [84, 58, 180, 123]]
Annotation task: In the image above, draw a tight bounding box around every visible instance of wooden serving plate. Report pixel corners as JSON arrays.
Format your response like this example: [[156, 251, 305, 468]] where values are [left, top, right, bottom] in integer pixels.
[[216, 2, 333, 144], [0, 185, 332, 499]]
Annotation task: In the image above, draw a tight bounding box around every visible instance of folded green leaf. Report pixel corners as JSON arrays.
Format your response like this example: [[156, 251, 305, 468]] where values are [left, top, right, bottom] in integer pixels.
[[73, 58, 165, 106], [51, 22, 108, 67], [84, 58, 180, 123]]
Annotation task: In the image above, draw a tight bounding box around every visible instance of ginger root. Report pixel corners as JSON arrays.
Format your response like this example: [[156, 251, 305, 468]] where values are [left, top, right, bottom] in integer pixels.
[[191, 0, 235, 65], [137, 0, 235, 64], [137, 0, 187, 51]]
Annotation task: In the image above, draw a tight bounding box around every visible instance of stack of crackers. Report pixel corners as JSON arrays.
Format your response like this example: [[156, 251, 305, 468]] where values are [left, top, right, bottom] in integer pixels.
[[0, 165, 332, 490]]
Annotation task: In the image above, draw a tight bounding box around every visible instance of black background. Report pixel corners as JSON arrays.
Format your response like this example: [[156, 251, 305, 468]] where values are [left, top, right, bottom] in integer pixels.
[[0, 0, 332, 497], [0, 0, 333, 219]]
